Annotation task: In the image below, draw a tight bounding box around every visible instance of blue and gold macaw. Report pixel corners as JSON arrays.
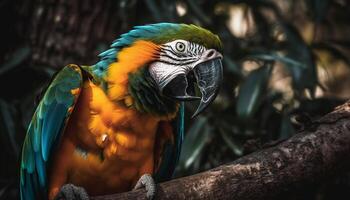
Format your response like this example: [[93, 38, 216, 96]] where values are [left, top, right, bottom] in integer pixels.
[[20, 23, 223, 200]]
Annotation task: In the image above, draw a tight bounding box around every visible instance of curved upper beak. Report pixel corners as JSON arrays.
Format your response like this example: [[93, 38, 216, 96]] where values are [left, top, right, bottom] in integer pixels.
[[163, 49, 223, 117]]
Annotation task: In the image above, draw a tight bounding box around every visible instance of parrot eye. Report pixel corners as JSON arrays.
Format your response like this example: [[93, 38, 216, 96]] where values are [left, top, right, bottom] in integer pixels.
[[175, 42, 186, 53]]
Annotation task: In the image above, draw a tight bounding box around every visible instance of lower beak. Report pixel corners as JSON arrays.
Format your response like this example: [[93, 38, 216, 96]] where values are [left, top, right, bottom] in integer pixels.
[[163, 58, 223, 117]]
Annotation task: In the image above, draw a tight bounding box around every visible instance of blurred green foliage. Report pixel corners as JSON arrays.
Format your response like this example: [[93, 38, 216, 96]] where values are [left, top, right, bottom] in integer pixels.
[[1, 0, 350, 199], [176, 0, 348, 177]]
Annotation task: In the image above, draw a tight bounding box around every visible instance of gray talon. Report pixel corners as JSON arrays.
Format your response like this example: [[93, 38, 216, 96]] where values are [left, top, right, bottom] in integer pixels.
[[55, 184, 89, 200], [133, 174, 156, 199]]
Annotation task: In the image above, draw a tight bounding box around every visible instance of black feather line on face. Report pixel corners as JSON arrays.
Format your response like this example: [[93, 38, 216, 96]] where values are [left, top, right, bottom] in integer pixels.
[[159, 51, 196, 63], [161, 46, 187, 58]]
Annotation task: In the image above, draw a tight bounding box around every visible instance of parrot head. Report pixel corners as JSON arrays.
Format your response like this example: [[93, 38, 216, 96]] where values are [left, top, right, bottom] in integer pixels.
[[149, 38, 223, 117], [93, 23, 223, 117]]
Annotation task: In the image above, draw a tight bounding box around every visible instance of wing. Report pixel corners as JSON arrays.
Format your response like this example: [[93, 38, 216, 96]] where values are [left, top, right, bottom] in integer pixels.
[[153, 103, 185, 182], [20, 64, 83, 200]]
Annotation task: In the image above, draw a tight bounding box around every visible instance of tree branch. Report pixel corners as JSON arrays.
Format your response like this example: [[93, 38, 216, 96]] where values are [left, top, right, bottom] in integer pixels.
[[92, 101, 350, 200]]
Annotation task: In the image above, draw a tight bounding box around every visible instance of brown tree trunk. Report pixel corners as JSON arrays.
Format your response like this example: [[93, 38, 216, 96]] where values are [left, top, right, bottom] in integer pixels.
[[15, 0, 142, 69], [25, 0, 119, 67], [91, 101, 350, 200]]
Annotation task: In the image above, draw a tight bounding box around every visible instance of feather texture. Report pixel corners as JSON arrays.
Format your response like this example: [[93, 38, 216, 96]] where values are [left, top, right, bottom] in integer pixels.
[[92, 23, 222, 79], [153, 103, 185, 182], [20, 64, 83, 200]]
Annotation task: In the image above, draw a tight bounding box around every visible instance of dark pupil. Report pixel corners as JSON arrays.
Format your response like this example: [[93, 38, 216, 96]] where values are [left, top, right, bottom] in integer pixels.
[[178, 43, 184, 50]]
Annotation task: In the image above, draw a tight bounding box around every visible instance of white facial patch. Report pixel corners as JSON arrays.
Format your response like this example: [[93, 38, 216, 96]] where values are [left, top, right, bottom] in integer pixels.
[[149, 40, 206, 90]]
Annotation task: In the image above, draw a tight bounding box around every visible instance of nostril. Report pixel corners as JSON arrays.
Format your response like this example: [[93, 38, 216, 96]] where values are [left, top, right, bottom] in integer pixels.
[[207, 50, 214, 58]]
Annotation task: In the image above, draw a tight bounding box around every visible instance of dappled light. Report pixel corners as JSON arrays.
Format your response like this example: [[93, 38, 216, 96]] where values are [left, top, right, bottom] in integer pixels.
[[0, 0, 350, 199]]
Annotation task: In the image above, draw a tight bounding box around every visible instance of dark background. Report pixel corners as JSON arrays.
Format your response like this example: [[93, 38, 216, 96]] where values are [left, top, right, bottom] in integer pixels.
[[1, 0, 350, 199]]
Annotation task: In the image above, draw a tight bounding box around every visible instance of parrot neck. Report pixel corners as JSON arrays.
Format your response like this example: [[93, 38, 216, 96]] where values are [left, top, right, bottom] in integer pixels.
[[127, 66, 179, 117], [103, 40, 179, 118]]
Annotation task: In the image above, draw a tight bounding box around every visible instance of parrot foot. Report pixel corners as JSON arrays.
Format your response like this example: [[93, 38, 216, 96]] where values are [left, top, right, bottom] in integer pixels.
[[133, 174, 156, 200], [55, 184, 89, 200]]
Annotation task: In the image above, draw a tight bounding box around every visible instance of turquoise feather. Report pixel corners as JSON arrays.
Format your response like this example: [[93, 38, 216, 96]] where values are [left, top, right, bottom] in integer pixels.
[[154, 103, 185, 182], [20, 65, 83, 200]]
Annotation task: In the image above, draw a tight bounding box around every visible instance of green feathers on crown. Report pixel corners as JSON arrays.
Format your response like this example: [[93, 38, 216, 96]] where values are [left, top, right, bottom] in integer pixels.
[[148, 23, 223, 52]]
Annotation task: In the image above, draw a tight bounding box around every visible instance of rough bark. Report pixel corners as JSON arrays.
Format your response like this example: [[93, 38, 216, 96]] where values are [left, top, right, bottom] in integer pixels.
[[12, 0, 144, 69], [91, 101, 350, 200], [26, 0, 122, 67]]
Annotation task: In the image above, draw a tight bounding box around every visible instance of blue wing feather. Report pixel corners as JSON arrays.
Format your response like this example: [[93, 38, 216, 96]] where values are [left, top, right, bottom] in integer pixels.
[[20, 64, 83, 200], [154, 103, 185, 182], [41, 103, 67, 161]]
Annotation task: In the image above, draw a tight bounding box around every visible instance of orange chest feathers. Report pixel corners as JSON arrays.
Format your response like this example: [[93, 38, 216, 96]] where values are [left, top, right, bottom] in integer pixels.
[[50, 80, 162, 195]]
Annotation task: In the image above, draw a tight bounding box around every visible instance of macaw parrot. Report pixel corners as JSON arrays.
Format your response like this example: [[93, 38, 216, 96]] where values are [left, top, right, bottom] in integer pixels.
[[20, 23, 223, 200]]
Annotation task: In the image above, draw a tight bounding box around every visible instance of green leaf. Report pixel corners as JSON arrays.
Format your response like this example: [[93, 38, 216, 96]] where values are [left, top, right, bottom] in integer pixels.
[[236, 64, 272, 119], [279, 113, 295, 139], [178, 116, 211, 169], [160, 0, 177, 21], [0, 99, 19, 158], [249, 53, 306, 69], [0, 46, 30, 75], [144, 0, 165, 21], [185, 0, 212, 25], [281, 24, 318, 93], [306, 0, 329, 22], [219, 128, 243, 156], [223, 55, 243, 77]]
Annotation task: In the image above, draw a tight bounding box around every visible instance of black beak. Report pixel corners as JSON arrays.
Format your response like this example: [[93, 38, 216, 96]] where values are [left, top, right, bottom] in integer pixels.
[[192, 58, 223, 117], [163, 58, 223, 117], [162, 73, 201, 101]]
